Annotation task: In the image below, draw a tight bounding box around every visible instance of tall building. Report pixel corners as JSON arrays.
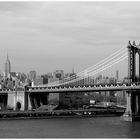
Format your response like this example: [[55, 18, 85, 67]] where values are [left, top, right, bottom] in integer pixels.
[[53, 70, 64, 80], [29, 70, 36, 81], [116, 70, 119, 81], [35, 75, 48, 85], [5, 54, 11, 78], [35, 75, 43, 85]]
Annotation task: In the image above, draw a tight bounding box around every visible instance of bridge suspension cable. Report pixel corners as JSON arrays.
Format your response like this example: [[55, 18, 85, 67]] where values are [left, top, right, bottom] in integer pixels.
[[56, 54, 127, 86], [47, 47, 127, 87], [80, 47, 126, 72], [65, 47, 127, 80], [78, 49, 127, 77], [61, 48, 127, 83], [54, 47, 127, 84], [49, 52, 128, 87], [85, 53, 127, 75]]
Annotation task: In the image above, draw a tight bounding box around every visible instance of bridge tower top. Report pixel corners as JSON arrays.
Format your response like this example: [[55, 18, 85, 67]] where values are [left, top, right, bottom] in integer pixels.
[[127, 40, 132, 48], [127, 41, 140, 83]]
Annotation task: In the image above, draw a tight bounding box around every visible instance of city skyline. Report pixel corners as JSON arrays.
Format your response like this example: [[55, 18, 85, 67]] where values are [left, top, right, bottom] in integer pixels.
[[0, 2, 139, 77]]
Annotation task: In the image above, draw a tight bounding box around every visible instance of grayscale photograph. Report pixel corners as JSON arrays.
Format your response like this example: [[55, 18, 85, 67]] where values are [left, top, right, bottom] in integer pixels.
[[0, 1, 140, 138]]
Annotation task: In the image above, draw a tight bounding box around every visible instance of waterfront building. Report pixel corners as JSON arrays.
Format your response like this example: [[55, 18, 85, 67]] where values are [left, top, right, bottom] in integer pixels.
[[5, 54, 11, 78]]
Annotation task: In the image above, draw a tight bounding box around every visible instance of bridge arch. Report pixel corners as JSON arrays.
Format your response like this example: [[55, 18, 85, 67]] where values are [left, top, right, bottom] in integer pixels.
[[16, 102, 21, 111]]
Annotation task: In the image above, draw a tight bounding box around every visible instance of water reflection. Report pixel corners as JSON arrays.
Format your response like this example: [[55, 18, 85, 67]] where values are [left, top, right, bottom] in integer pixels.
[[0, 117, 139, 138]]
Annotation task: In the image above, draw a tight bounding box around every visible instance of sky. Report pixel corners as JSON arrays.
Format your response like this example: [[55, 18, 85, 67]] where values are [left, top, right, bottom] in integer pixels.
[[0, 2, 140, 77]]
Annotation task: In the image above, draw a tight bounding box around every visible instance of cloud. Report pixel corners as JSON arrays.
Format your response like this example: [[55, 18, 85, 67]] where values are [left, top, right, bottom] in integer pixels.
[[0, 2, 139, 77]]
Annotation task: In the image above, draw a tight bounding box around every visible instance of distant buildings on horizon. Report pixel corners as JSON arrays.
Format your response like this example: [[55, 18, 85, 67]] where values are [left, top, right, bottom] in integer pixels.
[[0, 54, 128, 89], [0, 54, 127, 107], [0, 54, 77, 88]]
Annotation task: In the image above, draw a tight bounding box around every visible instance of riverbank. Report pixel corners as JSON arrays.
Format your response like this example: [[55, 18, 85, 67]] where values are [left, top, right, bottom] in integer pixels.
[[0, 113, 124, 120], [0, 108, 125, 120]]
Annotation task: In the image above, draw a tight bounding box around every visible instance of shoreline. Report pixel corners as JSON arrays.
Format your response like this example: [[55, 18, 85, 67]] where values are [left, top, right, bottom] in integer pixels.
[[0, 111, 124, 120]]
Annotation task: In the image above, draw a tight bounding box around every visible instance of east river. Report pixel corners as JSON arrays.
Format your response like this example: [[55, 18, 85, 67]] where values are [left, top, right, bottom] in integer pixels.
[[0, 116, 140, 138]]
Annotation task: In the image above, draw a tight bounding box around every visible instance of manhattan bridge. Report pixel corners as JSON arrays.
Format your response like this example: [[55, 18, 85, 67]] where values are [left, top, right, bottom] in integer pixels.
[[1, 41, 140, 121]]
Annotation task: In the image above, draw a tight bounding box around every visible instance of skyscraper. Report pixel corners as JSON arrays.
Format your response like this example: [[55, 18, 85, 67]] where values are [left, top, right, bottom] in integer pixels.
[[5, 54, 11, 78], [116, 70, 119, 81], [53, 70, 64, 80], [29, 70, 36, 81]]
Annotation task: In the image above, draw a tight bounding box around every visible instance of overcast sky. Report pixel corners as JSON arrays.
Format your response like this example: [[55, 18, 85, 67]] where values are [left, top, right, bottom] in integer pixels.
[[0, 2, 140, 77]]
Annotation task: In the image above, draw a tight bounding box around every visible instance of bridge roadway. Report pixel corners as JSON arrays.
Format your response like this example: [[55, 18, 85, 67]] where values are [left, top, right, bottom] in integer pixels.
[[27, 83, 140, 93], [0, 83, 140, 94]]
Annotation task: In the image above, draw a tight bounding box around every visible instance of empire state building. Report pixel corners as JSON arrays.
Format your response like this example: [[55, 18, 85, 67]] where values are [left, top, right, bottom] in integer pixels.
[[5, 54, 11, 78]]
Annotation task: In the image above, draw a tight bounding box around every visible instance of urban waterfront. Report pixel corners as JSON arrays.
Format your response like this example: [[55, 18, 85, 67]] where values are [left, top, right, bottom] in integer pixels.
[[1, 1, 140, 138], [0, 117, 139, 138]]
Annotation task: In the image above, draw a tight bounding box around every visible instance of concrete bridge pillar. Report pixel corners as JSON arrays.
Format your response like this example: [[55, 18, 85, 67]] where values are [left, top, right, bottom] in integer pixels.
[[28, 92, 49, 109], [122, 91, 140, 121], [131, 93, 136, 114], [138, 94, 140, 113], [24, 87, 29, 111], [33, 97, 38, 109], [124, 91, 132, 115], [7, 86, 31, 111], [121, 91, 133, 121], [122, 41, 140, 121]]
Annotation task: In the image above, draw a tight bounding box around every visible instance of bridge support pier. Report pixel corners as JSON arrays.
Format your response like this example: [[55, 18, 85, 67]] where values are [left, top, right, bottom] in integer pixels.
[[121, 41, 140, 121], [121, 91, 140, 121], [24, 88, 29, 111], [121, 91, 132, 121], [138, 95, 140, 113], [29, 93, 49, 110]]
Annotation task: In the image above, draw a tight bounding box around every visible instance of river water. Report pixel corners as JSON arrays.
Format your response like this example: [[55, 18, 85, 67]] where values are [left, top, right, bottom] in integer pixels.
[[0, 116, 140, 138]]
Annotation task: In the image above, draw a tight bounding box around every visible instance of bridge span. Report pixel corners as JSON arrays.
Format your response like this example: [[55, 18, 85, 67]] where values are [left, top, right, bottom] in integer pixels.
[[0, 83, 140, 94], [27, 84, 140, 93], [0, 41, 140, 121]]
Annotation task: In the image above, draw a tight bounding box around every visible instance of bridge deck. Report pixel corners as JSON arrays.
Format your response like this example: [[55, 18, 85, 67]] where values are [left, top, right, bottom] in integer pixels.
[[27, 84, 140, 93], [0, 84, 140, 94]]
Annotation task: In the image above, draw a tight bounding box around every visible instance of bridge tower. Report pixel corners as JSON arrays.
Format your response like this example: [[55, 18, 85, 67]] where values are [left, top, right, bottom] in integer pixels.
[[123, 41, 140, 121]]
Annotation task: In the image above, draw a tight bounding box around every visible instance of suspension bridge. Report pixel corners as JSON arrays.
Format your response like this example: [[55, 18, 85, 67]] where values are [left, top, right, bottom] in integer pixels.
[[28, 41, 128, 90], [26, 40, 140, 121], [0, 41, 140, 121]]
